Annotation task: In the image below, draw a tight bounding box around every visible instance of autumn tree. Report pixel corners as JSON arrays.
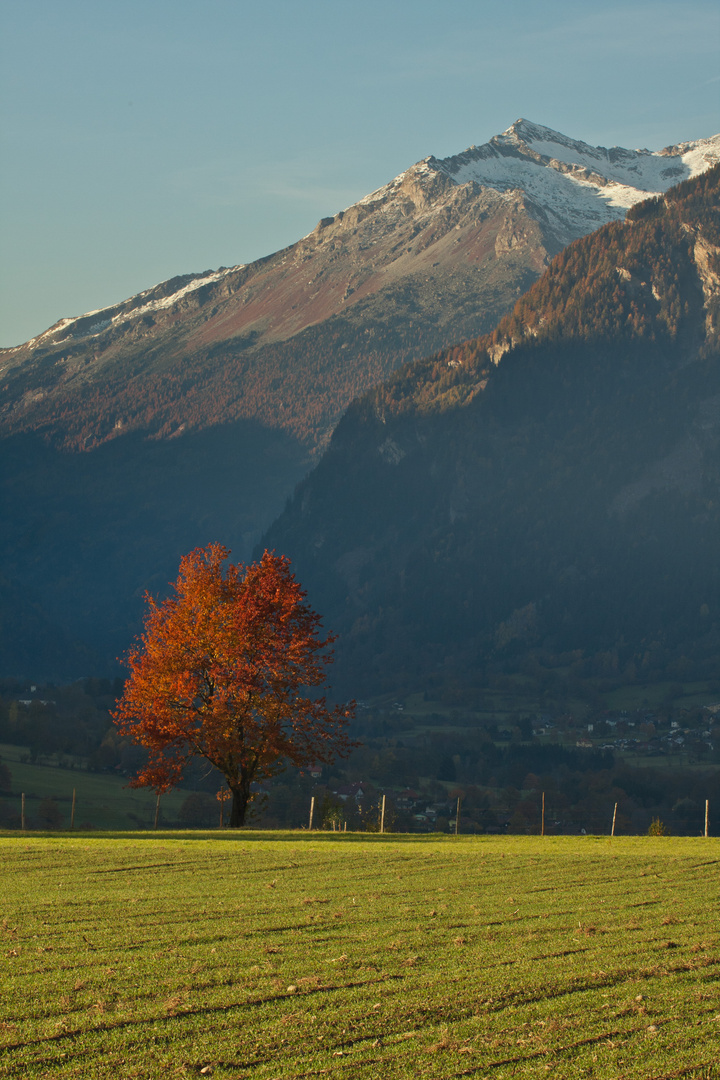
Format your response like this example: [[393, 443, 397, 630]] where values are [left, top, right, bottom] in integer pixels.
[[113, 544, 354, 826]]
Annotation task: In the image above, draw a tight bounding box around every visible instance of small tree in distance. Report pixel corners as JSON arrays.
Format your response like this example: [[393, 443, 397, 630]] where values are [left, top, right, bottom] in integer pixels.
[[113, 544, 355, 826]]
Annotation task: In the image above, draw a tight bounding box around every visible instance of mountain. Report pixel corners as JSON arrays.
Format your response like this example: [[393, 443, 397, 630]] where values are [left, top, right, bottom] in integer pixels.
[[262, 165, 720, 699], [1, 121, 718, 679], [3, 121, 718, 452]]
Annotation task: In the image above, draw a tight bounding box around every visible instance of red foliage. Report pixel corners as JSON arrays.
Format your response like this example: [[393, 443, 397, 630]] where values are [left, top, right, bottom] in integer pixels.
[[113, 544, 355, 825]]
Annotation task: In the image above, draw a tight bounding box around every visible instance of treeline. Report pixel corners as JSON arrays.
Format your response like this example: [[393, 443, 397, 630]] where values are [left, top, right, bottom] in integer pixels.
[[0, 678, 122, 764]]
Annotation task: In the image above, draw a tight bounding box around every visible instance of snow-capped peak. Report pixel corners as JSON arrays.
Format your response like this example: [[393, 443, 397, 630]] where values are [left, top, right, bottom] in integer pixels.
[[333, 120, 720, 254], [429, 119, 720, 244], [9, 121, 720, 355]]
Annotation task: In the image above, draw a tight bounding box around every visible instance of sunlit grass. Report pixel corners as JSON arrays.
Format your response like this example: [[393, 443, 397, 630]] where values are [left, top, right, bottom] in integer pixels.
[[1, 833, 719, 1077]]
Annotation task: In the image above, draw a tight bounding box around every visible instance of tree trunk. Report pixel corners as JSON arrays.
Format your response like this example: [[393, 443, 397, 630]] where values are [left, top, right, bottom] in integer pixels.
[[229, 780, 252, 827]]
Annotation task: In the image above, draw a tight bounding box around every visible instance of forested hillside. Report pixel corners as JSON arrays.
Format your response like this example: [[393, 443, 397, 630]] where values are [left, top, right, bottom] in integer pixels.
[[262, 167, 720, 699]]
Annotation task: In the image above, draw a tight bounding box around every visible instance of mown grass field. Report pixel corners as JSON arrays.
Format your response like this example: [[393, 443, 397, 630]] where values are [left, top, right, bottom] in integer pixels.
[[1, 834, 719, 1079]]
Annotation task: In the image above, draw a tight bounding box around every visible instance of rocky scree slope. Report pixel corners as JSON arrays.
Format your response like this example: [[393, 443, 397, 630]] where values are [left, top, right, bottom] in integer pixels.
[[262, 166, 720, 698]]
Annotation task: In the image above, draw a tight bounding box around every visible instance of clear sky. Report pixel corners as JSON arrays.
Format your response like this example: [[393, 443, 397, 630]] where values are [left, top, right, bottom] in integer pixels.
[[1, 0, 718, 347]]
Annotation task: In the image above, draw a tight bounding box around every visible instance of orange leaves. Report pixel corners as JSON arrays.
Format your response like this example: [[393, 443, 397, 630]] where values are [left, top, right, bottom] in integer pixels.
[[113, 545, 354, 824]]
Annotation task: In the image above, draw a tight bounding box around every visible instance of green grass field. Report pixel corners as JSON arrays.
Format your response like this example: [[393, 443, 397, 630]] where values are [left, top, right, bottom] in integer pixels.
[[0, 744, 205, 830], [1, 834, 718, 1078]]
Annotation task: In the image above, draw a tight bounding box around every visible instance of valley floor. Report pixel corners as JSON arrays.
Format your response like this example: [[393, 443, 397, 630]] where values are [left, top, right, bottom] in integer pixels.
[[1, 834, 718, 1078]]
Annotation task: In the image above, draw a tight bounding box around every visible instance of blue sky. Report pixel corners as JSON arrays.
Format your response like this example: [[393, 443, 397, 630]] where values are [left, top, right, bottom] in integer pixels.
[[1, 0, 718, 346]]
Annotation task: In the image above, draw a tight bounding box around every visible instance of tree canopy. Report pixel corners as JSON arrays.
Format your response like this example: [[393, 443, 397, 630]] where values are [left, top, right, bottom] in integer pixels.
[[113, 544, 354, 825]]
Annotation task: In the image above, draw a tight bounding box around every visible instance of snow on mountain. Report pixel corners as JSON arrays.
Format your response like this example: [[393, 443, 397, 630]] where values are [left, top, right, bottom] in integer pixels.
[[12, 120, 719, 354], [18, 265, 244, 351], [437, 119, 720, 242], [356, 119, 720, 248]]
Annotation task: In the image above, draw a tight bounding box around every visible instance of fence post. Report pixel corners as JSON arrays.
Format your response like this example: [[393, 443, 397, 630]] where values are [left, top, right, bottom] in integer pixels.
[[705, 799, 709, 837], [309, 795, 315, 831], [154, 792, 161, 830], [380, 794, 386, 834], [70, 788, 76, 831], [216, 788, 230, 828], [21, 792, 25, 832], [611, 802, 618, 837], [541, 791, 545, 837], [455, 796, 461, 836]]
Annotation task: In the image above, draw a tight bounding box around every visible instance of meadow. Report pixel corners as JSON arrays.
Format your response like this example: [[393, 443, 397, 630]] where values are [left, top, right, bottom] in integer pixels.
[[1, 833, 718, 1079], [0, 744, 206, 830]]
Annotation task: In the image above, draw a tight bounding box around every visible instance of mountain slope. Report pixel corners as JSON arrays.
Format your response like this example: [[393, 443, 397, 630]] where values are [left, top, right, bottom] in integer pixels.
[[262, 166, 720, 698], [3, 120, 718, 452], [1, 122, 718, 679]]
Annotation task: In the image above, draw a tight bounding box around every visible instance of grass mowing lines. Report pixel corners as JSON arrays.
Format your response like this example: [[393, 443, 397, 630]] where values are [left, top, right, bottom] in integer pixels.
[[1, 836, 719, 1078]]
